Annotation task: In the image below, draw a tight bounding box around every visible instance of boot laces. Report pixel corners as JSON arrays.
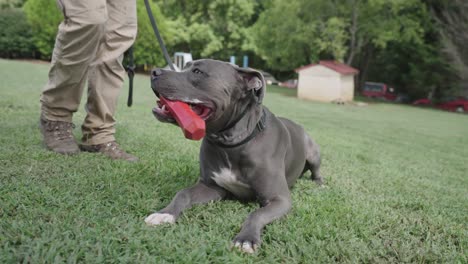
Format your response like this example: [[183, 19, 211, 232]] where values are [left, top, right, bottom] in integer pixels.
[[45, 121, 75, 140], [103, 141, 125, 155]]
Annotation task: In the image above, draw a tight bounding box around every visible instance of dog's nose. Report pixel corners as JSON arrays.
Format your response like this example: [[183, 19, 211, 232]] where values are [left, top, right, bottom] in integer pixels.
[[151, 68, 163, 79]]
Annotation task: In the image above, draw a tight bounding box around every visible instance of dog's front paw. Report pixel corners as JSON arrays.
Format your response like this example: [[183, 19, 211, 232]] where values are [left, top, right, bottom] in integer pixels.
[[144, 213, 175, 226], [232, 233, 261, 254]]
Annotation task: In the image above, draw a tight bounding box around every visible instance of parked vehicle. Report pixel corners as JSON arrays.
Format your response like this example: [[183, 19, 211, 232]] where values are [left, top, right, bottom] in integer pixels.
[[260, 71, 279, 85], [174, 52, 193, 69], [413, 96, 468, 113], [361, 82, 397, 101], [279, 79, 298, 89]]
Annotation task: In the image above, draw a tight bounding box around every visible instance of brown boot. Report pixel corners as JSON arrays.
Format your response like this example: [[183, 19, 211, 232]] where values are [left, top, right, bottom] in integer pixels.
[[40, 118, 80, 155], [80, 141, 138, 162]]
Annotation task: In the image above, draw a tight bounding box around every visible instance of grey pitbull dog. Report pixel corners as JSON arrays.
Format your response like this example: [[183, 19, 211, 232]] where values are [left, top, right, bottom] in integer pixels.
[[146, 59, 323, 253]]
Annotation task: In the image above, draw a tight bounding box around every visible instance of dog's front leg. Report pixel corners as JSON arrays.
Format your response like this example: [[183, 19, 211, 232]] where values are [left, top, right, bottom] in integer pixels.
[[233, 194, 292, 253], [145, 182, 226, 226]]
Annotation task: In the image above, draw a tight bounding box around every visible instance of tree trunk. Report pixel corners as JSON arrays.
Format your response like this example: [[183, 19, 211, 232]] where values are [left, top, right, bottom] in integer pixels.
[[346, 1, 359, 65], [355, 44, 374, 91], [429, 0, 468, 94]]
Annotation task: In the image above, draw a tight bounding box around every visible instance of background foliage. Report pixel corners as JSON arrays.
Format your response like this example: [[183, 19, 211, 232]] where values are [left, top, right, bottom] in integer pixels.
[[22, 0, 61, 59], [1, 0, 467, 99], [0, 8, 34, 58], [134, 0, 172, 68]]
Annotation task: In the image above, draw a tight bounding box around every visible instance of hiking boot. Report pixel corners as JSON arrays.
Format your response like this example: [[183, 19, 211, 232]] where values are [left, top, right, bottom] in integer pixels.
[[40, 118, 80, 155], [80, 141, 138, 162]]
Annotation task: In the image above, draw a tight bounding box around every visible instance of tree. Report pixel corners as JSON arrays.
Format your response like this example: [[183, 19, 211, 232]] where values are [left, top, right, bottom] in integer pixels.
[[345, 0, 431, 90], [365, 0, 459, 98], [155, 0, 258, 60], [23, 0, 62, 59], [424, 0, 468, 95], [247, 0, 349, 72], [249, 0, 456, 98]]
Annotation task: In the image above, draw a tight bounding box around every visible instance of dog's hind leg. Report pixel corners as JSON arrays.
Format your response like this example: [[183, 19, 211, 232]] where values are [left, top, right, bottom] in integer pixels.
[[303, 134, 323, 185]]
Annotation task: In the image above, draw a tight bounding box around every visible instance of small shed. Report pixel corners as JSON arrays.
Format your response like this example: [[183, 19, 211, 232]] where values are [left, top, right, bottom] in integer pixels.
[[295, 61, 359, 102]]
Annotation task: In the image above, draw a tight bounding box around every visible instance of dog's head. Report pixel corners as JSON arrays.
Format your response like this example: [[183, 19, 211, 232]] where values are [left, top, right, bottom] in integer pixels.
[[151, 59, 265, 132]]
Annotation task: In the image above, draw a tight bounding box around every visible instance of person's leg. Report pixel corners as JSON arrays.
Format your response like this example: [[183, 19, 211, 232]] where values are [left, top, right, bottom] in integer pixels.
[[80, 0, 137, 161], [40, 0, 107, 154]]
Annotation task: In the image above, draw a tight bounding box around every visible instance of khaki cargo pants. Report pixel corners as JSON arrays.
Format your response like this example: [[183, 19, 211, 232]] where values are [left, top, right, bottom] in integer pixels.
[[41, 0, 137, 145]]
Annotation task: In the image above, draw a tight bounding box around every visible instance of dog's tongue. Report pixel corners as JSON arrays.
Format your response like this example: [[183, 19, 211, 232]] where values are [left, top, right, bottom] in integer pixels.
[[159, 96, 206, 140]]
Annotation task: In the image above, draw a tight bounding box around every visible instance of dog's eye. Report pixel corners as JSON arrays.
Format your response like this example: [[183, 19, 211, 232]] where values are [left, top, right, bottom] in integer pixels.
[[192, 68, 203, 74]]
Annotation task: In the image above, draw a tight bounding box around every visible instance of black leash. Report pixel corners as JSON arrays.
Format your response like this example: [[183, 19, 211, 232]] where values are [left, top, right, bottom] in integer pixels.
[[143, 0, 176, 71], [125, 0, 176, 107], [125, 45, 135, 107]]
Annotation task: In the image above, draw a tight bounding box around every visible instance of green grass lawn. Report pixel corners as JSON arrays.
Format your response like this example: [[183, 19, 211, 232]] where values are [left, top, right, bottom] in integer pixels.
[[0, 59, 467, 263]]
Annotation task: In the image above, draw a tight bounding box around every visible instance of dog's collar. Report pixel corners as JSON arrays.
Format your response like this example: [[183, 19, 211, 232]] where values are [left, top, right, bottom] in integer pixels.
[[206, 108, 267, 148]]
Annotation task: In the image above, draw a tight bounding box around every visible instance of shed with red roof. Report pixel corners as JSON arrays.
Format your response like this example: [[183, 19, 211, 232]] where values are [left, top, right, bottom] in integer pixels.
[[295, 61, 359, 102]]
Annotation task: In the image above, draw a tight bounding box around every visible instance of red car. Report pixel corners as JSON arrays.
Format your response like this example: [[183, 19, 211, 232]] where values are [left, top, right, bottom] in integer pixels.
[[361, 82, 397, 101], [413, 96, 468, 113]]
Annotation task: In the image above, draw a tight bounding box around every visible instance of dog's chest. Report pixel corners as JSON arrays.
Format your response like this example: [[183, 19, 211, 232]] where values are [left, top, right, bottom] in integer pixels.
[[211, 168, 253, 199]]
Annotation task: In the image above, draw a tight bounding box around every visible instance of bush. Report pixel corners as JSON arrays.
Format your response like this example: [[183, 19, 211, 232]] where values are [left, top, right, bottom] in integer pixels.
[[23, 0, 62, 59], [0, 8, 35, 58], [0, 0, 26, 9]]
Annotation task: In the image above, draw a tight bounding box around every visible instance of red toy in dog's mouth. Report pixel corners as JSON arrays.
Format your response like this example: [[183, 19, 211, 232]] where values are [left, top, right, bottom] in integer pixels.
[[152, 96, 212, 140], [155, 100, 212, 120]]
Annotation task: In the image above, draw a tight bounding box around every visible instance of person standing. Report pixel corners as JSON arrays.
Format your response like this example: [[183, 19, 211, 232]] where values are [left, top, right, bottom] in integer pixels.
[[39, 0, 138, 162]]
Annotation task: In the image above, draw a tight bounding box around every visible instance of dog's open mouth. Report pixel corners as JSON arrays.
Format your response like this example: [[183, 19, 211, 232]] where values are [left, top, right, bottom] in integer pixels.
[[152, 98, 213, 123]]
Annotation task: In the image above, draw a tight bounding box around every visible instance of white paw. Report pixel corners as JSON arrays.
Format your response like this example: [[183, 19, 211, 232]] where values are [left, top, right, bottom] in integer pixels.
[[233, 241, 257, 254], [144, 213, 175, 226]]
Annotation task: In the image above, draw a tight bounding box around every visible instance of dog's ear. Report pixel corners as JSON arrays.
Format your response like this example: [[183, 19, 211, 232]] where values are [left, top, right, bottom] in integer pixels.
[[236, 67, 266, 104]]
